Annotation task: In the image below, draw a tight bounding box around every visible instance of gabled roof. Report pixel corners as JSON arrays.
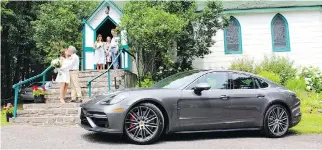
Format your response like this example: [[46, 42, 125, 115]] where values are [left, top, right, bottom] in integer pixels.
[[87, 0, 322, 21], [111, 0, 322, 11]]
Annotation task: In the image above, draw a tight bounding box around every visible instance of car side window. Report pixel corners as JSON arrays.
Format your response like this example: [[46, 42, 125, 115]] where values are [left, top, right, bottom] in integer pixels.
[[230, 73, 258, 89], [187, 72, 229, 90], [255, 78, 269, 88]]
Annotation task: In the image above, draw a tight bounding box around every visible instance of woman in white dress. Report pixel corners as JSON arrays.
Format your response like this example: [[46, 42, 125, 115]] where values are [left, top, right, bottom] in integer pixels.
[[93, 34, 105, 70], [55, 49, 73, 103]]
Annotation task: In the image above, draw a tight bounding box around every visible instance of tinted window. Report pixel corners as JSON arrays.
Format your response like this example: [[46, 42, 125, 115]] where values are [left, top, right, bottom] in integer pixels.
[[255, 78, 269, 88], [230, 73, 258, 89], [152, 70, 203, 89], [187, 72, 229, 90]]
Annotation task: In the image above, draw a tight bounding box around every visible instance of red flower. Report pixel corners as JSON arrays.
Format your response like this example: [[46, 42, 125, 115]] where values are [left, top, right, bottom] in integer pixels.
[[42, 86, 46, 91], [32, 86, 38, 91]]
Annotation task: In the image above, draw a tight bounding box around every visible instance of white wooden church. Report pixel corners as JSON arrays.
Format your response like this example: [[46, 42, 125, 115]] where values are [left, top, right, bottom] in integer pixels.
[[81, 1, 322, 71]]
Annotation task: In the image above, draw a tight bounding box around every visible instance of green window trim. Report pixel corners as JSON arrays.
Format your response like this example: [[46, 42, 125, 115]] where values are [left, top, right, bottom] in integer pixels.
[[271, 13, 291, 52], [224, 16, 243, 54]]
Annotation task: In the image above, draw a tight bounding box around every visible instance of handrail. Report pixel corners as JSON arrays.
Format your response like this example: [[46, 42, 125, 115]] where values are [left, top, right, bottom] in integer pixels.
[[86, 49, 135, 97], [86, 51, 122, 97], [12, 66, 53, 118]]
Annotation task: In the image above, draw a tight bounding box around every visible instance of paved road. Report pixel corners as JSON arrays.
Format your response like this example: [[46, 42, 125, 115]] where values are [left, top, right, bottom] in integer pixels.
[[1, 125, 322, 149]]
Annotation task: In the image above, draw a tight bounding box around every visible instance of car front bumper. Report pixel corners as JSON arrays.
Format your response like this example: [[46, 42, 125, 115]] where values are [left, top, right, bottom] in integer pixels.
[[79, 103, 130, 134], [290, 104, 302, 128]]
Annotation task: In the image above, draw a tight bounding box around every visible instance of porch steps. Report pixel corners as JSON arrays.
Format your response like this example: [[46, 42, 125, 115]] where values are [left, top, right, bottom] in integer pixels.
[[10, 70, 137, 126], [10, 103, 80, 126], [45, 69, 137, 103]]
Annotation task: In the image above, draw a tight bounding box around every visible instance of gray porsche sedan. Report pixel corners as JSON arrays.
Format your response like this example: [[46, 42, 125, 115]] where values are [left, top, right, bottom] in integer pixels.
[[80, 69, 302, 144]]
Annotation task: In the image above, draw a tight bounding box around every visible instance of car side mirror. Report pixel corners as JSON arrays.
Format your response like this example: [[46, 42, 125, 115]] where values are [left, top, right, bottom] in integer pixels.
[[194, 83, 211, 95]]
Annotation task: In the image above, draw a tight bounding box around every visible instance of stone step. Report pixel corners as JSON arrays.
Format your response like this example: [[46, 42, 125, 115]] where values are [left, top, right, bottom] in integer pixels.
[[45, 87, 117, 96], [49, 80, 123, 89], [10, 116, 79, 126], [17, 108, 78, 117], [23, 103, 80, 110]]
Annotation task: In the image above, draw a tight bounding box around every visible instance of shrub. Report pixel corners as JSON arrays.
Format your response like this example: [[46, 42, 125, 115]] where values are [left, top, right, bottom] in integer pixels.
[[285, 77, 306, 92], [296, 91, 322, 113], [255, 55, 297, 85], [258, 71, 281, 84], [136, 72, 155, 88], [229, 57, 255, 73], [302, 66, 322, 93]]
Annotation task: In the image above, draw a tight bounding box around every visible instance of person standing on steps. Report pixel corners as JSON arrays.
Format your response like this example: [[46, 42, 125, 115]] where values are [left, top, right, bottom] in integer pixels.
[[55, 49, 72, 104], [62, 45, 83, 103], [109, 29, 119, 69]]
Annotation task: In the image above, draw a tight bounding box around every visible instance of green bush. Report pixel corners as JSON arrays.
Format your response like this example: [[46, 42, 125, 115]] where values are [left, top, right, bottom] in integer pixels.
[[258, 71, 281, 84], [135, 72, 155, 88], [285, 77, 306, 92], [229, 57, 255, 73], [302, 66, 322, 93], [296, 91, 322, 113], [255, 55, 297, 85]]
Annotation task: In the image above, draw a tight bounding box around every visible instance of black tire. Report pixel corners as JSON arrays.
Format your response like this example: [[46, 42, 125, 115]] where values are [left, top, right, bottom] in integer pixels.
[[262, 104, 290, 138], [124, 103, 164, 144]]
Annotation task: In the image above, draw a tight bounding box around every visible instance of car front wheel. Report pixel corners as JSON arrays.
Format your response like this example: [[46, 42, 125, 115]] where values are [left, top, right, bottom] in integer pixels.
[[263, 104, 290, 138], [124, 103, 164, 144]]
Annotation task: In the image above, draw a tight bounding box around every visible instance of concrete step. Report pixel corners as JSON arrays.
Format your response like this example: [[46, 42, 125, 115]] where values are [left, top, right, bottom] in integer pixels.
[[17, 108, 78, 117], [10, 116, 79, 126], [49, 80, 123, 89], [23, 103, 80, 110], [45, 87, 117, 96]]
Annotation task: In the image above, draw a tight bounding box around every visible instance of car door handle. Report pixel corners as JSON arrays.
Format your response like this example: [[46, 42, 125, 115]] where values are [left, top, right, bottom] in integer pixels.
[[257, 94, 265, 98], [220, 95, 229, 100]]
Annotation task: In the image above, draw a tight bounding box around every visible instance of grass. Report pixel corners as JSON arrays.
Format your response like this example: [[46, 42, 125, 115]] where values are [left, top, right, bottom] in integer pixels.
[[291, 113, 322, 134]]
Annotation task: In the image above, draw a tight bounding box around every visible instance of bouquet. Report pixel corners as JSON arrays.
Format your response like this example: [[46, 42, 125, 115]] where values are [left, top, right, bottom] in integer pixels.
[[51, 58, 61, 74]]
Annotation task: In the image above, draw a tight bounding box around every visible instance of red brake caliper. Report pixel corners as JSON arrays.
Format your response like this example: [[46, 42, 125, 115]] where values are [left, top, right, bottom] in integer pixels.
[[130, 115, 135, 128]]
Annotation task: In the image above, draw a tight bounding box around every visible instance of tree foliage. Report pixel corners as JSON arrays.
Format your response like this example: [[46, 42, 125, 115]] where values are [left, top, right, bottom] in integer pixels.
[[120, 0, 227, 81], [32, 0, 98, 63], [1, 1, 97, 100], [1, 1, 44, 100]]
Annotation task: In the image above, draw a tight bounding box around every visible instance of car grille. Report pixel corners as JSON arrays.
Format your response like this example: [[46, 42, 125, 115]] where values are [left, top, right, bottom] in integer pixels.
[[80, 108, 109, 128]]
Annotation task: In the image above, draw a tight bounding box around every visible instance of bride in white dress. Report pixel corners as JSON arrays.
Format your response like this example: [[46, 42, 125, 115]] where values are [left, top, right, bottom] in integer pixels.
[[55, 50, 73, 103]]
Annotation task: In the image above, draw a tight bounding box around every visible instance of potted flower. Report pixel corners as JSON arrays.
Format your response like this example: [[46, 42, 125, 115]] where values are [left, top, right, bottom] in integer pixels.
[[32, 86, 47, 103], [2, 103, 14, 122]]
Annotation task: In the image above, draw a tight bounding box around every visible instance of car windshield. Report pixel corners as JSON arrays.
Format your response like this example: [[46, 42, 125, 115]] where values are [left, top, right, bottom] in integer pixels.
[[152, 70, 202, 89]]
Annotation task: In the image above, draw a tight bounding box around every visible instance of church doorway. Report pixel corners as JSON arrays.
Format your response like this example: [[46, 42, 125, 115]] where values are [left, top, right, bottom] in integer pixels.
[[95, 18, 118, 69]]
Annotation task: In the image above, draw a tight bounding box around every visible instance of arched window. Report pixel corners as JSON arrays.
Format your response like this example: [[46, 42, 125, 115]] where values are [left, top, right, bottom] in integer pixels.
[[224, 16, 242, 54], [271, 13, 290, 52]]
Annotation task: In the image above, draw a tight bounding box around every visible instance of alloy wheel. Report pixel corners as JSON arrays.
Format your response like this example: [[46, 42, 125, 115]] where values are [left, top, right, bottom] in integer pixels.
[[267, 106, 289, 136], [125, 106, 159, 142]]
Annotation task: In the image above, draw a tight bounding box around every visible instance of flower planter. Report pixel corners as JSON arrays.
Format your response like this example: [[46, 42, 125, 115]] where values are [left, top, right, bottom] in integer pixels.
[[34, 95, 45, 103], [6, 112, 13, 122]]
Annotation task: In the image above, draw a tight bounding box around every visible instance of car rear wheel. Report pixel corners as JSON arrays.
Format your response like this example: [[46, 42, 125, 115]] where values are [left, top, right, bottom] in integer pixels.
[[124, 103, 164, 144], [262, 104, 289, 138]]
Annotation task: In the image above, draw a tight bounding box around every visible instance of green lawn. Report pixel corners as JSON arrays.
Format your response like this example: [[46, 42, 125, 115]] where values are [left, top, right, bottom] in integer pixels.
[[291, 113, 322, 134]]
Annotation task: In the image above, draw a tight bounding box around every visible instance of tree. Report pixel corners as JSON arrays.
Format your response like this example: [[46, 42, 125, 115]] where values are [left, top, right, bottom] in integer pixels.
[[32, 0, 98, 63], [1, 1, 45, 100], [120, 1, 185, 78], [120, 0, 227, 81]]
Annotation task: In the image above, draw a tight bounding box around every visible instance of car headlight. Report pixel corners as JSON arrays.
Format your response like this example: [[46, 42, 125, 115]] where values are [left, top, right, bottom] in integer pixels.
[[99, 92, 129, 105]]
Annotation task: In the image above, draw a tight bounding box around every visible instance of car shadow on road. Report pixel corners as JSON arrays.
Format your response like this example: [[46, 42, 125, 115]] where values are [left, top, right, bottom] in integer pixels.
[[81, 130, 297, 144]]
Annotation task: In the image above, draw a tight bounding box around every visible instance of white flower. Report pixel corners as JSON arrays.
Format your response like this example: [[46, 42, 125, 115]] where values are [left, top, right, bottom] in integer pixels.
[[51, 58, 60, 67], [306, 86, 312, 91]]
